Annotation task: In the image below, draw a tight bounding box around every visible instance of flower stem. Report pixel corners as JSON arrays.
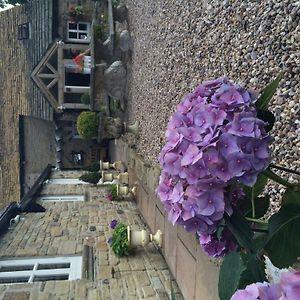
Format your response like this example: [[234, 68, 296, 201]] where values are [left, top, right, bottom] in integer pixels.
[[263, 169, 296, 189], [251, 188, 255, 219], [246, 217, 268, 224], [251, 228, 269, 233]]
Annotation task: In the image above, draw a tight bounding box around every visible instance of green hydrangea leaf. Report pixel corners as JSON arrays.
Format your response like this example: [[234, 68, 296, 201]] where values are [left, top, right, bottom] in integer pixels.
[[225, 211, 254, 252], [255, 73, 282, 110], [282, 188, 300, 206], [265, 204, 300, 267], [218, 252, 246, 300]]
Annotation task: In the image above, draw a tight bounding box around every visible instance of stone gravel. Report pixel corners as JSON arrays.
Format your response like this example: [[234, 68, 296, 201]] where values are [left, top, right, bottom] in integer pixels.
[[123, 0, 300, 207]]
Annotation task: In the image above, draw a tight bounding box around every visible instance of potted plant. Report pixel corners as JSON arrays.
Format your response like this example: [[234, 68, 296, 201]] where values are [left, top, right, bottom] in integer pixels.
[[110, 221, 131, 257], [106, 184, 119, 201], [76, 111, 99, 139], [68, 5, 84, 22], [156, 75, 300, 299], [109, 220, 163, 257], [76, 112, 139, 141], [79, 172, 101, 184]]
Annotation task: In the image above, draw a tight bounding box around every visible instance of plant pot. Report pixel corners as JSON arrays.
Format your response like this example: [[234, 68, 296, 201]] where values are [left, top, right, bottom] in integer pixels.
[[117, 172, 129, 185], [99, 160, 110, 170], [127, 226, 163, 248], [124, 121, 139, 137], [117, 184, 129, 196], [111, 160, 124, 171], [117, 185, 137, 196], [102, 171, 113, 182]]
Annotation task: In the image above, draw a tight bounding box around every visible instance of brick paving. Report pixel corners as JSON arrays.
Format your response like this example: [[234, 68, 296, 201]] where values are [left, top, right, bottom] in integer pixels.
[[0, 174, 183, 299]]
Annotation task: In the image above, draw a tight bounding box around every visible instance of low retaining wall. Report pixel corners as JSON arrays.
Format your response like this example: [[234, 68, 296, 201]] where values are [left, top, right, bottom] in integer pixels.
[[117, 139, 220, 300]]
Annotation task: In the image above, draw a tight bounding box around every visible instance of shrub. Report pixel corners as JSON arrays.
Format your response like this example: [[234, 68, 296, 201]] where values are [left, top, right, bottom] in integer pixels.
[[111, 222, 131, 257], [81, 93, 90, 105], [79, 172, 101, 184], [76, 112, 99, 139], [82, 162, 100, 172]]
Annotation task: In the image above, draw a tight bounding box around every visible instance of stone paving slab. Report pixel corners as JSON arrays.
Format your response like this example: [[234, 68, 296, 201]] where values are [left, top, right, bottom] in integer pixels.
[[0, 172, 182, 299]]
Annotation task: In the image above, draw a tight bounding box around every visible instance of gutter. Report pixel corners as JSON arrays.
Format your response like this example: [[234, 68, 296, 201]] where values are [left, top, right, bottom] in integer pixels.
[[0, 164, 52, 236]]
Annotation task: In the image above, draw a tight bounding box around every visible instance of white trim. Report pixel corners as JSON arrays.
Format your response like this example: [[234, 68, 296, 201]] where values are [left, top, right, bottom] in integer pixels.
[[0, 256, 82, 284], [67, 21, 90, 43], [46, 179, 89, 185], [38, 195, 85, 202]]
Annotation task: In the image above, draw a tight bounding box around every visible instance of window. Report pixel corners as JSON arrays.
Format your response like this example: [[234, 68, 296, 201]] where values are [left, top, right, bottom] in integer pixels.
[[38, 195, 84, 202], [67, 22, 90, 43], [0, 256, 82, 284], [46, 178, 89, 185], [18, 23, 30, 40]]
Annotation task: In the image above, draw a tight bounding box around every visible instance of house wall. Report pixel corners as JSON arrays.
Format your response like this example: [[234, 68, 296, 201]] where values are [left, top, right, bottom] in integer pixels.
[[0, 0, 54, 208], [57, 0, 95, 42]]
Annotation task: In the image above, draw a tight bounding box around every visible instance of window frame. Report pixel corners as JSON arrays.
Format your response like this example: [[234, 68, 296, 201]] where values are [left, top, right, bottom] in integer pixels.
[[0, 256, 82, 284], [67, 21, 90, 43], [18, 22, 31, 40], [37, 195, 85, 202]]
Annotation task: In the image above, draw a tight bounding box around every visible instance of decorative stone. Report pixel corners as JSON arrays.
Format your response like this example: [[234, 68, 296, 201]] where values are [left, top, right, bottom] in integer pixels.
[[103, 61, 126, 100], [119, 30, 131, 52]]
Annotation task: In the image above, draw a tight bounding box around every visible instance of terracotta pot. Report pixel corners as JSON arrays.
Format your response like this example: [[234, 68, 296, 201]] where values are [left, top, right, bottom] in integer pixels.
[[127, 226, 163, 248]]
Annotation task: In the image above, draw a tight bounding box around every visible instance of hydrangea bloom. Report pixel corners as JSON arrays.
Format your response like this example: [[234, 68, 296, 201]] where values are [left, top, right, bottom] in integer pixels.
[[156, 77, 271, 257], [231, 270, 300, 300]]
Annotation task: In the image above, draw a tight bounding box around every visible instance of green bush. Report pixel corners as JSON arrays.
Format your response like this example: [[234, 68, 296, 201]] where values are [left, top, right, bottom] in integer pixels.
[[79, 172, 101, 184], [76, 112, 99, 139], [111, 223, 131, 257], [82, 162, 100, 172], [81, 93, 90, 105]]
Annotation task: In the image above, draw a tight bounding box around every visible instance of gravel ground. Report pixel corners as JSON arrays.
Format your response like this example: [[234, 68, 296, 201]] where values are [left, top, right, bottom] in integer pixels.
[[123, 0, 300, 208]]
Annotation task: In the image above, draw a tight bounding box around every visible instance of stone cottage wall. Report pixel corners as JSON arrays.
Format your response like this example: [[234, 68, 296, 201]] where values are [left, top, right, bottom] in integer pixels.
[[113, 139, 220, 300]]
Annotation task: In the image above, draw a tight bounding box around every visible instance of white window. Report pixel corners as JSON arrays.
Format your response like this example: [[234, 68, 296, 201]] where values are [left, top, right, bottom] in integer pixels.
[[38, 195, 84, 202], [67, 22, 90, 43], [46, 179, 89, 185], [0, 256, 82, 284]]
